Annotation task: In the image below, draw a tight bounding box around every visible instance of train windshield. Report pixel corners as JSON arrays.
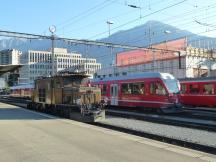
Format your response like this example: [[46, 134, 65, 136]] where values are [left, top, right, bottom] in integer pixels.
[[163, 79, 180, 94]]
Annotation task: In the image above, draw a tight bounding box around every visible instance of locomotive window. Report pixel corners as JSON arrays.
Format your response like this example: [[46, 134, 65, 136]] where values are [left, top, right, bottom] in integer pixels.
[[203, 84, 214, 95], [55, 81, 61, 89], [189, 84, 200, 94], [38, 89, 45, 102]]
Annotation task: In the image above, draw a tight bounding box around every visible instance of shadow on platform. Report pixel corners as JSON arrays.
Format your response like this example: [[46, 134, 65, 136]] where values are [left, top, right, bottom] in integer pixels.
[[0, 108, 56, 120]]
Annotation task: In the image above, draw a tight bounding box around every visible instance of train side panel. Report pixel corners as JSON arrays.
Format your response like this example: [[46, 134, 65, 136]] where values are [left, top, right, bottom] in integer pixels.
[[180, 80, 216, 107], [92, 73, 181, 112]]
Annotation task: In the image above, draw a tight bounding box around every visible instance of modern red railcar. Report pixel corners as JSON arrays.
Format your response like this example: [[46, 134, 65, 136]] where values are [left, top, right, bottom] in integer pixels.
[[179, 77, 216, 107], [92, 72, 182, 113]]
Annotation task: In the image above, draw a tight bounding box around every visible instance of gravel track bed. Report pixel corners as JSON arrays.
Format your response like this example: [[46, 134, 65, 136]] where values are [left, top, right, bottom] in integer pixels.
[[100, 115, 216, 147]]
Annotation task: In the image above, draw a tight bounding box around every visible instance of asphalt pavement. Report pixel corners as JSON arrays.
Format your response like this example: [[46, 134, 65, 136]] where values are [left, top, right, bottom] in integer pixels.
[[0, 102, 215, 162]]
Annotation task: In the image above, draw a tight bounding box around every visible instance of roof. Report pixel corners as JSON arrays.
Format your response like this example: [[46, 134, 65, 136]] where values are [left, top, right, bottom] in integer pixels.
[[35, 72, 89, 81], [179, 76, 216, 83], [0, 65, 23, 75], [92, 72, 176, 82], [10, 83, 34, 90]]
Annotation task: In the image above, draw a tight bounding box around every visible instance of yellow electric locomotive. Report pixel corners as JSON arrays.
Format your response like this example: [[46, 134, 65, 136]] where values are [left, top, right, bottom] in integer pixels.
[[27, 72, 105, 122]]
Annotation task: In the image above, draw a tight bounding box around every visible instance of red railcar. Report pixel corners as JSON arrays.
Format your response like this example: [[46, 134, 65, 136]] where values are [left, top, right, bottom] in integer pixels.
[[180, 77, 216, 107], [92, 72, 182, 113], [10, 84, 34, 99]]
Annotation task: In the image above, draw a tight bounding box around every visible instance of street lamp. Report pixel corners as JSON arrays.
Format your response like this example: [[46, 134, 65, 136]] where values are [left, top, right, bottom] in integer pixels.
[[106, 21, 114, 37], [49, 25, 56, 76], [127, 4, 142, 18]]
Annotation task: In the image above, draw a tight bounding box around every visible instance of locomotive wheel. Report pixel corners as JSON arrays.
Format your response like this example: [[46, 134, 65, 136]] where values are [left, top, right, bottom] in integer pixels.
[[31, 103, 36, 110], [27, 103, 31, 109]]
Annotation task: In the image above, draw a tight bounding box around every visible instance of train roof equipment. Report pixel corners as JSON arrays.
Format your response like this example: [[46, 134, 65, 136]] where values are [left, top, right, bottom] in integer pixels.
[[93, 72, 176, 82]]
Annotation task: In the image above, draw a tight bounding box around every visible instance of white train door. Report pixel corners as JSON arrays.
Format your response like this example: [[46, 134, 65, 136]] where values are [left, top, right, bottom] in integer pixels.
[[110, 84, 118, 106]]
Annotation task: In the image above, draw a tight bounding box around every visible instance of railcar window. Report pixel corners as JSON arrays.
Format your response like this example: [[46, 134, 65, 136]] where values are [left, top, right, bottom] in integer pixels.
[[121, 84, 128, 94], [150, 82, 154, 95], [111, 86, 114, 96], [181, 84, 187, 93], [102, 85, 107, 95], [203, 84, 214, 95], [155, 82, 166, 95], [189, 84, 200, 94], [121, 83, 144, 95]]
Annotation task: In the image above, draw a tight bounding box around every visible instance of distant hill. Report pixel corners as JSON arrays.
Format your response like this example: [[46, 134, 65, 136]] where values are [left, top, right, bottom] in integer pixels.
[[1, 20, 216, 67]]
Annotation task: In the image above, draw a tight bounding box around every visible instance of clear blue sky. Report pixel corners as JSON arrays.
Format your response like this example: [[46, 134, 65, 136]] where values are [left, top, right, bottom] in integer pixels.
[[1, 0, 216, 40]]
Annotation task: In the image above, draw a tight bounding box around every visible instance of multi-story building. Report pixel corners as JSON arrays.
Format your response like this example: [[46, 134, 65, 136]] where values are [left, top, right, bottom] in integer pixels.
[[0, 49, 22, 86], [0, 49, 21, 65], [96, 38, 216, 79], [19, 48, 101, 84]]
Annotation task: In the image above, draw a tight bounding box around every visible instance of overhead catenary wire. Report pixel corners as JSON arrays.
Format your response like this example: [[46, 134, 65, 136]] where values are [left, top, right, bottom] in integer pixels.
[[56, 0, 118, 32], [87, 0, 188, 39], [56, 0, 168, 36], [0, 29, 182, 53]]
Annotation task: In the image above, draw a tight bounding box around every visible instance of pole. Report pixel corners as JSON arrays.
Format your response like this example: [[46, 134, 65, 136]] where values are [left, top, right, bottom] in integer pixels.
[[108, 24, 111, 37], [49, 25, 56, 76], [51, 34, 55, 76]]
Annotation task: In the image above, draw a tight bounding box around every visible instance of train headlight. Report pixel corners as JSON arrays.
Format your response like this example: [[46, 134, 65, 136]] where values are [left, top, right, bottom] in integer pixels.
[[76, 99, 81, 105]]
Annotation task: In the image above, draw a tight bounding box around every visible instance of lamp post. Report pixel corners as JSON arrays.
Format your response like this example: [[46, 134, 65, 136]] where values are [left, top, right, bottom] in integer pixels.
[[106, 21, 115, 69], [49, 25, 56, 76], [106, 21, 114, 37]]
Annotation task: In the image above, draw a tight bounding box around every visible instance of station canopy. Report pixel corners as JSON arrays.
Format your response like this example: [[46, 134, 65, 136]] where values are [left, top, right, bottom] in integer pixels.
[[0, 64, 23, 75]]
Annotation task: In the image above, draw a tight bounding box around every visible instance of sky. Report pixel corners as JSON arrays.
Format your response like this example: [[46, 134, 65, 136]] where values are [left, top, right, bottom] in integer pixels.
[[1, 0, 216, 40]]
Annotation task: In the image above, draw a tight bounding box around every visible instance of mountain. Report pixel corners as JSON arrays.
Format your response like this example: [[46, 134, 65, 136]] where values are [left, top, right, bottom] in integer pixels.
[[0, 20, 216, 66]]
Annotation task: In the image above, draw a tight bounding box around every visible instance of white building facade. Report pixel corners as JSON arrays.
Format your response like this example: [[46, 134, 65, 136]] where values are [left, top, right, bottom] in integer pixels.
[[0, 49, 21, 65], [19, 48, 101, 84]]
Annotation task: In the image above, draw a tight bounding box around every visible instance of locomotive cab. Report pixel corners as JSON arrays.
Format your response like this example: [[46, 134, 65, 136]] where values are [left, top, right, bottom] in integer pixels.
[[162, 76, 182, 113]]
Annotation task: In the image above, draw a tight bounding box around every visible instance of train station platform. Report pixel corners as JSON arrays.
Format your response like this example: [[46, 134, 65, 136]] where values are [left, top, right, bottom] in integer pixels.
[[0, 102, 215, 162]]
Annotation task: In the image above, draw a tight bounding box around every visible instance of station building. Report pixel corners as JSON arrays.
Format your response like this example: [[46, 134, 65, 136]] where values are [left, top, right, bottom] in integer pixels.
[[19, 48, 101, 84], [96, 38, 216, 79]]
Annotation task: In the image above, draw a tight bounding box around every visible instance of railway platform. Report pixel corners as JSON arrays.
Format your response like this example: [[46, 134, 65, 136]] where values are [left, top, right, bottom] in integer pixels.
[[0, 102, 215, 162]]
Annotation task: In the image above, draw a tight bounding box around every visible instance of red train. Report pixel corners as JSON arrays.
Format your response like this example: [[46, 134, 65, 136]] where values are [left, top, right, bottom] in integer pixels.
[[10, 84, 34, 99], [92, 72, 182, 113], [179, 77, 216, 107]]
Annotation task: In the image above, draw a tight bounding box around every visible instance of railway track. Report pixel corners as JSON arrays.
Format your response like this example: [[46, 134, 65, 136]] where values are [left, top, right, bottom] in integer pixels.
[[106, 109, 216, 132], [1, 97, 216, 154], [2, 97, 216, 132]]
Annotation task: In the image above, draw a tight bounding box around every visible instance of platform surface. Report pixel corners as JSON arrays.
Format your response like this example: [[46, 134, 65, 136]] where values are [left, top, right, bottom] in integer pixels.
[[0, 102, 215, 162]]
